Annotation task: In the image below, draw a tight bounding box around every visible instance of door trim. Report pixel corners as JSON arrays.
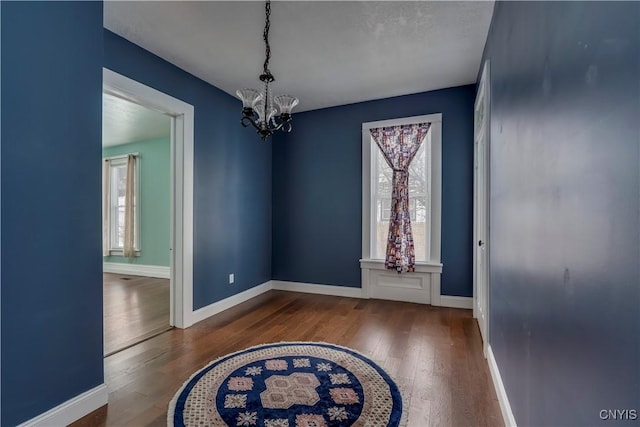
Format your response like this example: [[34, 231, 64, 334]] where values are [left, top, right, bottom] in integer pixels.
[[103, 68, 194, 329], [473, 60, 491, 354]]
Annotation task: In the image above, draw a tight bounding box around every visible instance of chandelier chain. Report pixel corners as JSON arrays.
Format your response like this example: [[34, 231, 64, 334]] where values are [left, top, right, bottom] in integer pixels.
[[263, 0, 272, 76]]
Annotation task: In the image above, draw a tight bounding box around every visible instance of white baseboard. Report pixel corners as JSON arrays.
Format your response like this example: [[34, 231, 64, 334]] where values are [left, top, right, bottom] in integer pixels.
[[190, 281, 272, 325], [487, 345, 517, 427], [17, 383, 108, 427], [103, 262, 170, 279], [188, 280, 470, 328], [272, 280, 363, 299], [439, 295, 473, 309]]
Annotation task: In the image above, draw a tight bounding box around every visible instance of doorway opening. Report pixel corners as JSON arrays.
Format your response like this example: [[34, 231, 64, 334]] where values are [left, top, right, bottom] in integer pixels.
[[102, 68, 195, 357], [102, 92, 173, 355]]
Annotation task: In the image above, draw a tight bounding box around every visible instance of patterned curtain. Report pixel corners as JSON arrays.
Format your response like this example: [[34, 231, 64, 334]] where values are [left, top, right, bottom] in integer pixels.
[[102, 159, 111, 257], [370, 123, 431, 273], [123, 154, 138, 258]]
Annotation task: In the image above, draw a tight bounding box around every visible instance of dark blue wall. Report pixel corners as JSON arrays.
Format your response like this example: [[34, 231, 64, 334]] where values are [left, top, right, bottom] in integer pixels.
[[272, 86, 475, 296], [104, 30, 272, 310], [482, 2, 639, 425], [1, 2, 104, 426]]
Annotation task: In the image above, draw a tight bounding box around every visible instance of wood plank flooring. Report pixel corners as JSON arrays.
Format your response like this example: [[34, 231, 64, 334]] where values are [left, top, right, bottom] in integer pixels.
[[103, 273, 171, 356], [77, 290, 503, 426]]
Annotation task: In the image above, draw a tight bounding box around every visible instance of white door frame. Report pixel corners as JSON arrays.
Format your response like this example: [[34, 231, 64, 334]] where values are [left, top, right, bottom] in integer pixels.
[[473, 60, 490, 354], [103, 68, 194, 329]]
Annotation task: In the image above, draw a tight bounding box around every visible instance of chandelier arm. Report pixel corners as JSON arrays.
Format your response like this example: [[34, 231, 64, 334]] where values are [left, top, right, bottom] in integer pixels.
[[281, 121, 293, 133], [270, 122, 285, 133], [241, 114, 291, 139], [267, 116, 291, 133], [241, 115, 262, 132]]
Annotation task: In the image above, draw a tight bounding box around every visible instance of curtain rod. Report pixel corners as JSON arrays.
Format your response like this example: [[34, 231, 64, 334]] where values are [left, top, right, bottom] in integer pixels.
[[103, 152, 140, 161]]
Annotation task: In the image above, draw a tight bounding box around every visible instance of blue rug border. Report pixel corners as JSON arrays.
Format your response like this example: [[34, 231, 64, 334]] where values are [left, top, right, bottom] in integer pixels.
[[172, 341, 403, 427]]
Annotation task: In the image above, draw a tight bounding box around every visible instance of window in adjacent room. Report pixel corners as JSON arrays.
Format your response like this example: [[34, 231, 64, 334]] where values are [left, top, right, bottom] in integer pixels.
[[103, 154, 140, 256]]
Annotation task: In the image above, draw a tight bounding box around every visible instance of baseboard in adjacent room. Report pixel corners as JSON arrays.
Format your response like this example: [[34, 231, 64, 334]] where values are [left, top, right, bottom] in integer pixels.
[[103, 262, 170, 279], [271, 280, 364, 299], [487, 345, 517, 427], [439, 295, 473, 309], [17, 384, 108, 427], [189, 281, 272, 326]]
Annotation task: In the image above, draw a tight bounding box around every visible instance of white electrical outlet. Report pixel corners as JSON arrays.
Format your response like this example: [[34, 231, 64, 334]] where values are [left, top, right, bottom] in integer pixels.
[[229, 273, 234, 284]]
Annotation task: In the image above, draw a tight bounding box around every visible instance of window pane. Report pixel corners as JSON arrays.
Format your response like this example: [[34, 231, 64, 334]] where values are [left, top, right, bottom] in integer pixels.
[[374, 147, 392, 259], [117, 207, 125, 248], [412, 196, 427, 261]]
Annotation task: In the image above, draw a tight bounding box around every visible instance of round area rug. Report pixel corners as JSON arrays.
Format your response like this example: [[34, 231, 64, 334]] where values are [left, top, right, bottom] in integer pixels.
[[168, 342, 405, 427]]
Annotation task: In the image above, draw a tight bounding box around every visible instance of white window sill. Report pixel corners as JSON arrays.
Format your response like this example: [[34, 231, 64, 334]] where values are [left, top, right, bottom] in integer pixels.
[[106, 250, 141, 257], [359, 259, 443, 273]]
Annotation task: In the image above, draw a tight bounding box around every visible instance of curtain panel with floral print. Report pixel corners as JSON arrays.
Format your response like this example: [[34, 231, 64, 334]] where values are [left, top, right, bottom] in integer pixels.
[[370, 123, 430, 273]]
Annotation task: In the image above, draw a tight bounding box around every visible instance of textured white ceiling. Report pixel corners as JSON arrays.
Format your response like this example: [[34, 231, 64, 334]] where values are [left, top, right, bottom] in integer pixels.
[[104, 1, 494, 112], [103, 93, 171, 147]]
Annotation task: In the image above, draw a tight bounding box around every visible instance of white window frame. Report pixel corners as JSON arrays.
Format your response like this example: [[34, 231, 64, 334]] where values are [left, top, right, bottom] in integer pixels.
[[105, 154, 141, 256], [360, 113, 443, 304]]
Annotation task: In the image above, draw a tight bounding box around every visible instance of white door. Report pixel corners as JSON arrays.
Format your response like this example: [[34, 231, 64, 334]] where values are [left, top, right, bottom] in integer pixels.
[[473, 61, 490, 349]]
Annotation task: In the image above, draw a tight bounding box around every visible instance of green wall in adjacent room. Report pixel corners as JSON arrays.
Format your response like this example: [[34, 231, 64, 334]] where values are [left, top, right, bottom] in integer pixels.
[[102, 136, 170, 267]]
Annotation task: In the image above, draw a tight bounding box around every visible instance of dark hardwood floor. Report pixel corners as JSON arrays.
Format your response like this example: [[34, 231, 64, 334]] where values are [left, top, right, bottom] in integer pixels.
[[77, 290, 503, 426], [103, 273, 171, 356]]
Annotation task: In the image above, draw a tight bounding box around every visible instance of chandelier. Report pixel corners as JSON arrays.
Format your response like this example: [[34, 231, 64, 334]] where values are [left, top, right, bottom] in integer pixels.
[[236, 0, 299, 140]]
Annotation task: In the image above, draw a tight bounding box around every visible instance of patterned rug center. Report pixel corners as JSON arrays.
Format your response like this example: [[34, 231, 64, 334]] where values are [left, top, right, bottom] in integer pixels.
[[260, 372, 320, 409], [216, 356, 364, 426]]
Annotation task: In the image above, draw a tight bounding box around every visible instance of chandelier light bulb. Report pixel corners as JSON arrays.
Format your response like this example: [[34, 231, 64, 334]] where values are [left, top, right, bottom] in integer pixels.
[[273, 95, 299, 115], [236, 89, 263, 110]]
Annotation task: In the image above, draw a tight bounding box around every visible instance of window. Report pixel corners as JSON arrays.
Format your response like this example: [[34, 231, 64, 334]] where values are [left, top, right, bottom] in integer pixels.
[[362, 114, 442, 265], [104, 156, 140, 255]]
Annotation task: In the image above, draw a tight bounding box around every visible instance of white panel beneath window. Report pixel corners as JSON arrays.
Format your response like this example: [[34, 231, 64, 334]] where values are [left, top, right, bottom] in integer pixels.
[[376, 273, 424, 290], [369, 269, 432, 304]]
